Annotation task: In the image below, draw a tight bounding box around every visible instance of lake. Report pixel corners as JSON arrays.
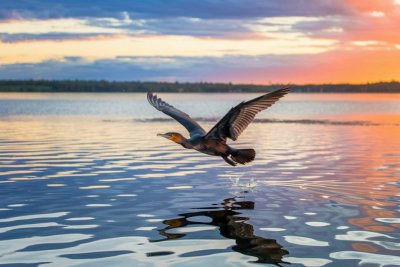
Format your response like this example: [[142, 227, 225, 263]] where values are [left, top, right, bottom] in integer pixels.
[[0, 92, 399, 267]]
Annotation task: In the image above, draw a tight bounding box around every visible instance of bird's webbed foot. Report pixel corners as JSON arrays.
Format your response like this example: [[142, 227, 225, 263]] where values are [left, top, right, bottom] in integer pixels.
[[223, 156, 237, 166]]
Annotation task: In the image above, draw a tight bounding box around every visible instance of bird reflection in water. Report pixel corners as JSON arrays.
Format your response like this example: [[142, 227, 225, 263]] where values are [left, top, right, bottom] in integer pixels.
[[153, 197, 289, 265]]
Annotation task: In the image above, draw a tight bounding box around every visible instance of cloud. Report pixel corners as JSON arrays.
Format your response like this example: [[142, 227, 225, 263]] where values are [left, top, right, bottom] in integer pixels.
[[0, 1, 350, 21], [2, 50, 400, 84], [0, 16, 145, 42], [1, 1, 398, 44], [0, 32, 338, 65], [0, 57, 207, 81], [212, 50, 400, 84], [0, 15, 336, 43], [0, 33, 108, 43], [1, 0, 399, 83], [0, 14, 335, 43], [0, 55, 284, 81], [370, 11, 385, 17]]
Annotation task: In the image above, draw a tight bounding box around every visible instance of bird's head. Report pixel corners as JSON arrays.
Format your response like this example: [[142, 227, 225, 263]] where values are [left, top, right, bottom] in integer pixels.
[[157, 132, 184, 144]]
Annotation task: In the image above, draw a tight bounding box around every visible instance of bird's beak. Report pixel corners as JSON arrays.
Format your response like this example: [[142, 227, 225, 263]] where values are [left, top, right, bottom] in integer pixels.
[[157, 133, 170, 139]]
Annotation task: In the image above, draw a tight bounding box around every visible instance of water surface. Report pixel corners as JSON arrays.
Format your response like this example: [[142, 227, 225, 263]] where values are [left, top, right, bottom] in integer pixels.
[[0, 93, 399, 266]]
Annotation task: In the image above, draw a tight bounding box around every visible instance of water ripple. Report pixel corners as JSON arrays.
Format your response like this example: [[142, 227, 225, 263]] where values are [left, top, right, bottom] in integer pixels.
[[0, 212, 69, 223], [1, 93, 399, 266]]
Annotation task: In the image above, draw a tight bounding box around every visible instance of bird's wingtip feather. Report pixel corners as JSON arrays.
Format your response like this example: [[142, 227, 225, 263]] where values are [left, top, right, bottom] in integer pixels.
[[271, 87, 291, 97], [147, 90, 159, 107], [278, 87, 291, 93]]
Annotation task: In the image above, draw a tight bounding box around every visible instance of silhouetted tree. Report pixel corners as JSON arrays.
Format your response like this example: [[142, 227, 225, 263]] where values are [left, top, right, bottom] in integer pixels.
[[0, 80, 399, 93]]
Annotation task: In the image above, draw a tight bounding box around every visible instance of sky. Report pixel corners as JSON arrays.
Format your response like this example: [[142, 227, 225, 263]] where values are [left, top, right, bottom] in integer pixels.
[[0, 0, 400, 84]]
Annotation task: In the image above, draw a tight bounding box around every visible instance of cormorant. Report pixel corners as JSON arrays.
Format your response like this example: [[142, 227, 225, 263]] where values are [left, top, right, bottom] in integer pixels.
[[147, 88, 290, 166]]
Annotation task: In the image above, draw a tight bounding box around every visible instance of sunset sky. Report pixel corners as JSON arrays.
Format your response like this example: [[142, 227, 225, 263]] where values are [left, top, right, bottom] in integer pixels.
[[0, 0, 400, 84]]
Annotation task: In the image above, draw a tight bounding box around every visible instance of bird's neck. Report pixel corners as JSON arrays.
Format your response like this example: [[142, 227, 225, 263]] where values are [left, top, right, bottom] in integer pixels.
[[179, 137, 193, 149]]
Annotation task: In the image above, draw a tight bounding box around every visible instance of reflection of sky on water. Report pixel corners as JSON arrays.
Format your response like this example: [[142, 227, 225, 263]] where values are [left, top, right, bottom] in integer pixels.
[[0, 93, 399, 266]]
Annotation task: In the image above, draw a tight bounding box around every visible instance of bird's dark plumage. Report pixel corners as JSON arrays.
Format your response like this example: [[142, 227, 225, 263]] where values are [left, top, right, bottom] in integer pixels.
[[147, 91, 206, 138], [205, 88, 290, 141], [147, 88, 290, 166]]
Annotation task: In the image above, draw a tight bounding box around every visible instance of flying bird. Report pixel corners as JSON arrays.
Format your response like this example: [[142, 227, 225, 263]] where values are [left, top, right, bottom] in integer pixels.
[[147, 88, 290, 166]]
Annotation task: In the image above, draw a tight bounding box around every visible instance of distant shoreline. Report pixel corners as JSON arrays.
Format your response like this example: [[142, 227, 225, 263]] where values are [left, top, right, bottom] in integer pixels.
[[0, 80, 399, 93]]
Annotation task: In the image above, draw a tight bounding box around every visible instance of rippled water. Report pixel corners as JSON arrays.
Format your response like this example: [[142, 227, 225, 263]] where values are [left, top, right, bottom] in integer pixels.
[[0, 93, 399, 267]]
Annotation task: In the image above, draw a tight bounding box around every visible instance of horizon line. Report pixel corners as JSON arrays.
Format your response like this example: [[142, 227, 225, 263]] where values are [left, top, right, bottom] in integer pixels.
[[1, 79, 400, 86]]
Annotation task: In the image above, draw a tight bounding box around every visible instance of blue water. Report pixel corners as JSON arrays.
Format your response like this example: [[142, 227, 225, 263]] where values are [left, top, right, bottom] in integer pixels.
[[0, 93, 399, 266]]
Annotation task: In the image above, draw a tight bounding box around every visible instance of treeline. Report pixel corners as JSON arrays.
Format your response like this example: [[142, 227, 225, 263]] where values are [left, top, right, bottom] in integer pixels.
[[0, 80, 399, 93]]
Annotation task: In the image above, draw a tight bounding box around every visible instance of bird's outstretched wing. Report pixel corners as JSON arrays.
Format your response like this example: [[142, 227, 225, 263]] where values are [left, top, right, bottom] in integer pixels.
[[147, 91, 206, 138], [205, 87, 290, 141]]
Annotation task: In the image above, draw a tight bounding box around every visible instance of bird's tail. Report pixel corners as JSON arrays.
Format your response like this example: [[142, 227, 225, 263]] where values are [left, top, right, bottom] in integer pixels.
[[231, 149, 256, 165]]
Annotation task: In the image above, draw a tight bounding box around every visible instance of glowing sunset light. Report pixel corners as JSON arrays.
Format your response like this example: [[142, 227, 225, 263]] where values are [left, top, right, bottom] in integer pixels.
[[0, 34, 339, 65], [0, 0, 399, 83], [370, 11, 385, 17]]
